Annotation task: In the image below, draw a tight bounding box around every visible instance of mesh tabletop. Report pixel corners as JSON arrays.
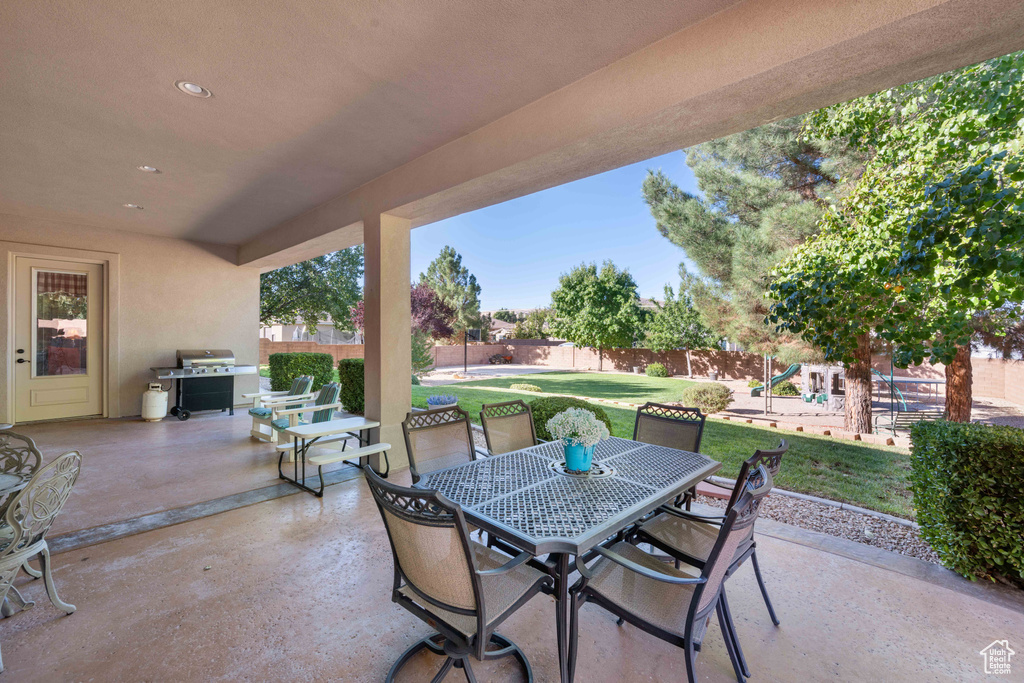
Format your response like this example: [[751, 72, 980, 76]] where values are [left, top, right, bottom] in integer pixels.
[[416, 436, 719, 555]]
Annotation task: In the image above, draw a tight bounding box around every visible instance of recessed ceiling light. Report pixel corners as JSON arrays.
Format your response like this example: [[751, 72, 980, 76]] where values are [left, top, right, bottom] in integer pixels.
[[175, 81, 212, 98], [123, 203, 144, 210], [137, 165, 160, 173]]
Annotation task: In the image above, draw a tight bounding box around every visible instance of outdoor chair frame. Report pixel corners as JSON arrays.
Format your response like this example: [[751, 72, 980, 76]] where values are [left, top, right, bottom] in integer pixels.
[[0, 450, 83, 673], [569, 469, 773, 683], [244, 375, 315, 444], [365, 469, 551, 681], [480, 400, 543, 455], [402, 406, 478, 484], [632, 402, 707, 454]]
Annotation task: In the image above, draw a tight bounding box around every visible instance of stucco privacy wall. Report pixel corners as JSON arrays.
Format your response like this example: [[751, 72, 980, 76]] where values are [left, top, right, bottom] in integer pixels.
[[0, 215, 259, 420]]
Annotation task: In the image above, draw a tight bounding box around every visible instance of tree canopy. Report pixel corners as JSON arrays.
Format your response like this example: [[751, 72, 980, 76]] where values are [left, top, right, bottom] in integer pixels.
[[768, 51, 1024, 423], [419, 246, 483, 333], [350, 282, 455, 339], [492, 309, 521, 323], [510, 309, 549, 339], [549, 261, 644, 369], [259, 247, 363, 333], [645, 284, 719, 353], [642, 117, 864, 359]]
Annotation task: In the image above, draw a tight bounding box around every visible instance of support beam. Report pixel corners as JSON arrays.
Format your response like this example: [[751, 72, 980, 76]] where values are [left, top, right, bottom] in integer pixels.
[[362, 212, 412, 472]]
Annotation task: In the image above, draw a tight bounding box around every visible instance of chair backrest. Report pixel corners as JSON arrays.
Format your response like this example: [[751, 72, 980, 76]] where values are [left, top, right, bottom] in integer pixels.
[[1, 451, 82, 561], [692, 466, 773, 620], [724, 440, 788, 512], [310, 383, 340, 423], [480, 400, 537, 455], [0, 432, 42, 478], [402, 407, 477, 483], [285, 375, 314, 411], [364, 469, 485, 637], [632, 403, 706, 453]]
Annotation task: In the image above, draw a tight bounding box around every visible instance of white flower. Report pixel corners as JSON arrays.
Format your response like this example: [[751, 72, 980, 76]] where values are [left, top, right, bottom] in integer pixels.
[[546, 408, 610, 448]]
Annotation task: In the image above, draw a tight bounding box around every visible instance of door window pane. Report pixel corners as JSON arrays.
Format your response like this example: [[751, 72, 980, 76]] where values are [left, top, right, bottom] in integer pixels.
[[35, 270, 88, 377]]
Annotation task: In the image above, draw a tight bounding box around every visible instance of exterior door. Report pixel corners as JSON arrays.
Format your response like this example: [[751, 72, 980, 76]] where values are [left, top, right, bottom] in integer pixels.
[[13, 257, 104, 422]]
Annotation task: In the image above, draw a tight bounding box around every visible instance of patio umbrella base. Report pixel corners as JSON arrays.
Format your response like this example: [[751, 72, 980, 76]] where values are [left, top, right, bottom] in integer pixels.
[[386, 632, 533, 682]]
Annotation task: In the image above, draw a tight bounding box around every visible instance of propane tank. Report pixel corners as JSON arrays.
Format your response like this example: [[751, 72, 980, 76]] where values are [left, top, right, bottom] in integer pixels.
[[142, 382, 169, 422]]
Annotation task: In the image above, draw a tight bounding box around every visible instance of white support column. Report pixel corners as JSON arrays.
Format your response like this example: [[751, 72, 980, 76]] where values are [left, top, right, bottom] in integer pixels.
[[363, 212, 412, 472]]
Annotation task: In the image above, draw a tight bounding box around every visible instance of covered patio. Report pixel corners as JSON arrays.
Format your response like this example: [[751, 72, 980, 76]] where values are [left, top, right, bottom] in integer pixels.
[[3, 0, 1024, 680], [0, 467, 1020, 681]]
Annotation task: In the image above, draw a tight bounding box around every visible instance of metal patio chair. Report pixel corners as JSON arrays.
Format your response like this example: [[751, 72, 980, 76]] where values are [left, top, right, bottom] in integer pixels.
[[244, 375, 315, 444], [402, 407, 477, 484], [632, 441, 788, 677], [633, 402, 707, 453], [0, 432, 42, 508], [0, 450, 83, 673], [569, 468, 773, 683], [365, 469, 551, 682], [480, 400, 543, 455]]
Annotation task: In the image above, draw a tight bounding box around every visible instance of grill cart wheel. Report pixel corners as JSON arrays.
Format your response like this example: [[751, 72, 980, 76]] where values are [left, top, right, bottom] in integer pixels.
[[169, 406, 179, 416], [177, 409, 191, 421]]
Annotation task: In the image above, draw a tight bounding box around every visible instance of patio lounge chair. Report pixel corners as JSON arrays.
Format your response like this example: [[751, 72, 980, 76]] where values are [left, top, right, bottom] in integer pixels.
[[0, 450, 83, 673], [270, 382, 343, 462], [243, 375, 314, 444], [569, 468, 773, 683], [402, 407, 477, 484], [365, 469, 550, 682], [632, 440, 788, 678], [480, 400, 543, 455]]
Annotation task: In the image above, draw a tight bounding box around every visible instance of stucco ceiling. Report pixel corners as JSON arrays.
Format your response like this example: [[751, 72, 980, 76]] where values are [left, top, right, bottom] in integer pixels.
[[0, 0, 741, 244]]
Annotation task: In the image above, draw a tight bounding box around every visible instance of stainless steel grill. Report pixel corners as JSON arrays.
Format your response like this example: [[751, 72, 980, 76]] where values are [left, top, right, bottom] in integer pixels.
[[151, 349, 256, 421]]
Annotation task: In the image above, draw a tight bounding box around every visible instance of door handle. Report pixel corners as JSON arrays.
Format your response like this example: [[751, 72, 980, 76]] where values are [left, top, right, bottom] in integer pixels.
[[16, 359, 28, 364], [16, 349, 24, 354]]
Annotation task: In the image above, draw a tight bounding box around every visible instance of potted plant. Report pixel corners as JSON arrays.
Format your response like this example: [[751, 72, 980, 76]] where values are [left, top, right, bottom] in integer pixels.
[[427, 394, 458, 410], [546, 408, 610, 474]]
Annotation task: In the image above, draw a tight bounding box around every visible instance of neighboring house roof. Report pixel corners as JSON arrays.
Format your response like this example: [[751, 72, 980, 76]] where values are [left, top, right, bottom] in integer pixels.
[[490, 319, 515, 330]]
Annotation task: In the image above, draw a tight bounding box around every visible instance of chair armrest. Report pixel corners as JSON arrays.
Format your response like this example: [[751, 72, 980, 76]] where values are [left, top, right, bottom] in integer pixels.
[[262, 392, 317, 405], [656, 505, 727, 524], [273, 402, 344, 417], [477, 551, 533, 576], [242, 390, 287, 399], [576, 547, 706, 585]]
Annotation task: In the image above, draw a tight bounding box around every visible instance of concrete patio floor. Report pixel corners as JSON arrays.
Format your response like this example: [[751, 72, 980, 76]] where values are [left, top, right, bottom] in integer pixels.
[[15, 412, 359, 537], [1, 469, 1021, 682]]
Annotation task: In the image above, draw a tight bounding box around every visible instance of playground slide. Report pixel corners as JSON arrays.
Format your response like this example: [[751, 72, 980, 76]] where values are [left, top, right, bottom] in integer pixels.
[[751, 363, 801, 397]]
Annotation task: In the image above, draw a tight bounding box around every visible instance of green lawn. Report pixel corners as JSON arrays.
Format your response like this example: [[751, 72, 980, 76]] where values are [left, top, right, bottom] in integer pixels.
[[412, 384, 914, 519], [452, 371, 697, 404]]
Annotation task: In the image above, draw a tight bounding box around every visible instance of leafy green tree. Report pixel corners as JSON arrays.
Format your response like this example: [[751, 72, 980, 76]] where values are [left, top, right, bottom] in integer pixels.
[[492, 309, 520, 323], [770, 51, 1024, 425], [549, 262, 645, 370], [411, 331, 435, 376], [642, 118, 863, 360], [260, 247, 363, 334], [510, 309, 549, 339], [645, 284, 720, 376], [419, 246, 483, 337]]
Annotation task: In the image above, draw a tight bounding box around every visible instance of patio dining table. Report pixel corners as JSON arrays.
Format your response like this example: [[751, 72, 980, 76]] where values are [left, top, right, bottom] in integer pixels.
[[414, 436, 721, 683]]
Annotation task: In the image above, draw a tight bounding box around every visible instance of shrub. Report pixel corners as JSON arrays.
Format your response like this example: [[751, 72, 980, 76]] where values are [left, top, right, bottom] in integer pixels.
[[773, 380, 800, 396], [910, 421, 1024, 584], [427, 394, 458, 407], [510, 383, 542, 392], [337, 359, 365, 415], [529, 397, 612, 441], [747, 379, 763, 388], [680, 383, 733, 414], [411, 374, 421, 386], [645, 363, 669, 378], [268, 352, 334, 392]]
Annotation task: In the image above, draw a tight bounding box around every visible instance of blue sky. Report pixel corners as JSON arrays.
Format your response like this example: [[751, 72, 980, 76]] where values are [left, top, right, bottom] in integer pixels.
[[410, 151, 700, 311]]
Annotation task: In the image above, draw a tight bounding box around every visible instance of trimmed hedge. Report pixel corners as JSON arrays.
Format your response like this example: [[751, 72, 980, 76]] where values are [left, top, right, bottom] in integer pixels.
[[510, 383, 542, 392], [529, 397, 613, 441], [747, 379, 763, 388], [910, 421, 1024, 584], [645, 363, 669, 378], [680, 383, 733, 414], [337, 359, 365, 415], [268, 352, 334, 392]]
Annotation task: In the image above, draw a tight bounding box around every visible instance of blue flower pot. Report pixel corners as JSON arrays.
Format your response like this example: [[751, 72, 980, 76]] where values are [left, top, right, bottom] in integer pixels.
[[563, 439, 596, 473]]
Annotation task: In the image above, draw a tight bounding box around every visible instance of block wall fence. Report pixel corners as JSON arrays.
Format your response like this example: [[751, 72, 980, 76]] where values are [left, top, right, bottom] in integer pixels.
[[258, 338, 1024, 405]]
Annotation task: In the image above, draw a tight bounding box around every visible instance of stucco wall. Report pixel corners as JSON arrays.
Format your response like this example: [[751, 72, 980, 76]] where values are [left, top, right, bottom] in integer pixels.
[[0, 215, 259, 420]]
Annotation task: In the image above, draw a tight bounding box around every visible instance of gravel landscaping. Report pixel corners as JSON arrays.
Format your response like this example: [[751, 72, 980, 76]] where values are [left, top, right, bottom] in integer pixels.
[[695, 493, 940, 564]]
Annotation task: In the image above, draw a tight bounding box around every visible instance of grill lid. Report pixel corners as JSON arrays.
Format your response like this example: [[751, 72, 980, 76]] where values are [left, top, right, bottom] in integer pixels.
[[177, 349, 235, 368]]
